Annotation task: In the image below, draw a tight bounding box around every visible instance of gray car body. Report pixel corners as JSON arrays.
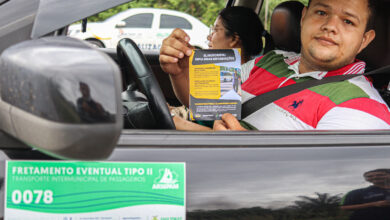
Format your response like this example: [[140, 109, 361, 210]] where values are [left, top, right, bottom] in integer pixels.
[[0, 0, 389, 218]]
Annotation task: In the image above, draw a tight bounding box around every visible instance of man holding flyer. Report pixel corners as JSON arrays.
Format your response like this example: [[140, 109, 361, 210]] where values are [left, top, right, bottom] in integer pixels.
[[160, 0, 390, 131]]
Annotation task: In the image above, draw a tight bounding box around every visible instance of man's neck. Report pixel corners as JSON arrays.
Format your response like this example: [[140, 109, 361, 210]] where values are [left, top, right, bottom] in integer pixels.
[[298, 57, 322, 74], [298, 54, 358, 75]]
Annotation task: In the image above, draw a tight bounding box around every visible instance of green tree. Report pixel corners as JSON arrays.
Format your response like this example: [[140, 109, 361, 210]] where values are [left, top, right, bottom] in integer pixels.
[[292, 192, 343, 219], [88, 0, 310, 29]]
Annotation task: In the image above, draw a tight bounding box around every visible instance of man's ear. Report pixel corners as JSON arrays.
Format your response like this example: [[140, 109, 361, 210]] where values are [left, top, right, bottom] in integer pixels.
[[300, 6, 308, 27], [358, 29, 376, 54], [229, 34, 241, 48]]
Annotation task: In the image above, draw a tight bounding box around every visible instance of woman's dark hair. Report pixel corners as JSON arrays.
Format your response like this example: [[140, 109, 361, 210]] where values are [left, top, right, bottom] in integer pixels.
[[218, 6, 267, 60]]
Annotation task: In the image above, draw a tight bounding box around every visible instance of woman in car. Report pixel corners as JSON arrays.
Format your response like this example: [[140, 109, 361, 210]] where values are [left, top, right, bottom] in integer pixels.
[[168, 6, 271, 130], [207, 6, 267, 63]]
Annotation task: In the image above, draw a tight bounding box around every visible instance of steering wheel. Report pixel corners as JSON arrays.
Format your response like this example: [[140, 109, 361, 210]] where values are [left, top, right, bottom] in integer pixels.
[[117, 38, 175, 129]]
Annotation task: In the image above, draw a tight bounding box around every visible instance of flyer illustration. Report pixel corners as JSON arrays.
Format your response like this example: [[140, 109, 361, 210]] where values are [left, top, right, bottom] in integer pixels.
[[189, 49, 242, 121]]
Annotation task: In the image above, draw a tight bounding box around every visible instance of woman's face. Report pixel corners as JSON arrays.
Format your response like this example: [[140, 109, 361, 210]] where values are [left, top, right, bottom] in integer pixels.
[[207, 17, 235, 49]]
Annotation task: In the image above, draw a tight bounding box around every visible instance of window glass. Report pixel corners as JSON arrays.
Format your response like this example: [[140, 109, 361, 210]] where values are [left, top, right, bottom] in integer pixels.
[[123, 13, 153, 28], [160, 14, 192, 29]]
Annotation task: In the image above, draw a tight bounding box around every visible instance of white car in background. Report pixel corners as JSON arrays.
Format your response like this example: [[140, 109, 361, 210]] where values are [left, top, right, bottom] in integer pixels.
[[68, 8, 209, 52]]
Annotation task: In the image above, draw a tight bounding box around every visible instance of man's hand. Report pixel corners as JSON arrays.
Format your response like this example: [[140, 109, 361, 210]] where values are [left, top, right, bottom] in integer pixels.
[[214, 113, 247, 131], [373, 200, 390, 207], [159, 28, 194, 77]]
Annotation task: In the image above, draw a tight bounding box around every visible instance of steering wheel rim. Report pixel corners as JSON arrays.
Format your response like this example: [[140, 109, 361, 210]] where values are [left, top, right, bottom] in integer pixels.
[[117, 38, 175, 129]]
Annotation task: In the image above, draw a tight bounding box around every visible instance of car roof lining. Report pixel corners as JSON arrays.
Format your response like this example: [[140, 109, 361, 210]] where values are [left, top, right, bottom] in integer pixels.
[[31, 0, 134, 38]]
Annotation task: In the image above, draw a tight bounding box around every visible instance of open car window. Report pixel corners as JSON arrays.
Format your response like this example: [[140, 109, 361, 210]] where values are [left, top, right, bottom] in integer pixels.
[[0, 1, 390, 219], [65, 0, 390, 133]]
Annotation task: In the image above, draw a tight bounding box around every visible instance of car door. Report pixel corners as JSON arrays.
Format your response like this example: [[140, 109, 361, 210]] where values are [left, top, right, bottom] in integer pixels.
[[112, 130, 390, 218]]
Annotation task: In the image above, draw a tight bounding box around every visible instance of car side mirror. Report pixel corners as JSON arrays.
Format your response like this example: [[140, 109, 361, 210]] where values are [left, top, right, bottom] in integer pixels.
[[0, 36, 123, 160], [115, 21, 126, 28]]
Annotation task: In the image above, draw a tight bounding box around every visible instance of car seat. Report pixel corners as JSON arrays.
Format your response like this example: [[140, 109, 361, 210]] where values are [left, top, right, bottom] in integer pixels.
[[357, 0, 390, 103], [269, 1, 304, 53]]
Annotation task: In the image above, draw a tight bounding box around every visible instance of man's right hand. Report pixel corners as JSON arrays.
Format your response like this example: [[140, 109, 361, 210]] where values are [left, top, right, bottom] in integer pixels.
[[159, 28, 193, 77], [373, 200, 390, 207]]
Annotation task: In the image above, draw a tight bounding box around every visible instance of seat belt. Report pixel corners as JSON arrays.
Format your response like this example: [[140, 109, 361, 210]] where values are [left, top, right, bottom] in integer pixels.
[[242, 65, 390, 118]]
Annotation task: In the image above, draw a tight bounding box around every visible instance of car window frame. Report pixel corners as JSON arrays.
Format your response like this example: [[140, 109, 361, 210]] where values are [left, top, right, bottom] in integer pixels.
[[121, 12, 154, 28], [159, 13, 193, 30], [117, 128, 390, 148]]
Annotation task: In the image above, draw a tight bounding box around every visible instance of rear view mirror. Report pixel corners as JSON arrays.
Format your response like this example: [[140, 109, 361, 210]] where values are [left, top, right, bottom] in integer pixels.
[[0, 37, 123, 159]]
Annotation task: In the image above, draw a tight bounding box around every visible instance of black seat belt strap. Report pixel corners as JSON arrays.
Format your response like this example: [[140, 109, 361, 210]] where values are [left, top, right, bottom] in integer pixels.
[[241, 64, 390, 118]]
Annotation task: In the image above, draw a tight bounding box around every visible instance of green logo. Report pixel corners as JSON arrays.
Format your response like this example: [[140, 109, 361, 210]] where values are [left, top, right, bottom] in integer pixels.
[[152, 168, 179, 189]]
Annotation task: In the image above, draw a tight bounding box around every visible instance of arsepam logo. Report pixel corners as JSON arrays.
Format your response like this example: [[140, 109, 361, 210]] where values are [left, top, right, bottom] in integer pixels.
[[152, 168, 179, 189]]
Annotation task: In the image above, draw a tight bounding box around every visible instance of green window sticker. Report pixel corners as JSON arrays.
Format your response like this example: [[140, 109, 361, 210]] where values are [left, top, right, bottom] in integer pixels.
[[5, 161, 186, 219]]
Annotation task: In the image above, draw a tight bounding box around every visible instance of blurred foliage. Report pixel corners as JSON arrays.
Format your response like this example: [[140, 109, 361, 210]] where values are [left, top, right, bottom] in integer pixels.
[[88, 0, 308, 28], [187, 192, 351, 220], [88, 0, 226, 26]]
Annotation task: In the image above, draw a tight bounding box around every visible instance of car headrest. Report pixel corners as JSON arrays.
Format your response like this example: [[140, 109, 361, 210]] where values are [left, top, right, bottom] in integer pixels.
[[357, 0, 390, 70], [270, 1, 304, 53]]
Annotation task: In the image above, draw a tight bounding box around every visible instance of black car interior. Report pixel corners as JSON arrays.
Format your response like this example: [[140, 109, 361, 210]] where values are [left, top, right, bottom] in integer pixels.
[[117, 38, 175, 129], [98, 0, 390, 129], [358, 0, 390, 104]]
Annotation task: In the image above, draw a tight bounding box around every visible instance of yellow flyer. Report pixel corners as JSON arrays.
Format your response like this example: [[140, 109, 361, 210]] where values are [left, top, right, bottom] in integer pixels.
[[189, 49, 241, 120]]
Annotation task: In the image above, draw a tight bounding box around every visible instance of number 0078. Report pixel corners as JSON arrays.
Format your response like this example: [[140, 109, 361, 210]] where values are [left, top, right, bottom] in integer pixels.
[[11, 190, 53, 204]]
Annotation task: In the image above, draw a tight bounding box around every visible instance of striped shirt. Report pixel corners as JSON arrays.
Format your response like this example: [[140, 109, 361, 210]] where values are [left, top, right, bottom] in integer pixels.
[[241, 50, 390, 130]]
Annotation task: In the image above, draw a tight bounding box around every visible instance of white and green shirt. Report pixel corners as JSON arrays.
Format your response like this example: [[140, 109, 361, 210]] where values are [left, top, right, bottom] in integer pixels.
[[241, 50, 390, 130]]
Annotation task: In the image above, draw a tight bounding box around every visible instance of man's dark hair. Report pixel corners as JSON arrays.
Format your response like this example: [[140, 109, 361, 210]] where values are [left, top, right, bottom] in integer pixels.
[[363, 168, 390, 177], [218, 6, 265, 60], [307, 0, 376, 30]]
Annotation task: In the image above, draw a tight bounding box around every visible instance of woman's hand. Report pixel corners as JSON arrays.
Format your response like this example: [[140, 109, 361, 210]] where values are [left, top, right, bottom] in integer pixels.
[[160, 28, 194, 106], [159, 28, 193, 77]]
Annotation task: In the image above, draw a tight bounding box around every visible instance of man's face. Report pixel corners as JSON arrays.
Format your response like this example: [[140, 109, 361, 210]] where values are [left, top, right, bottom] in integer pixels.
[[300, 0, 375, 71], [364, 171, 390, 186], [79, 83, 90, 98]]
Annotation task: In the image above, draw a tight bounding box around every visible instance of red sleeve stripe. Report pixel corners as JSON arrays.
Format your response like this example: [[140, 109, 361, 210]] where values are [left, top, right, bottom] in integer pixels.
[[338, 98, 390, 125]]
